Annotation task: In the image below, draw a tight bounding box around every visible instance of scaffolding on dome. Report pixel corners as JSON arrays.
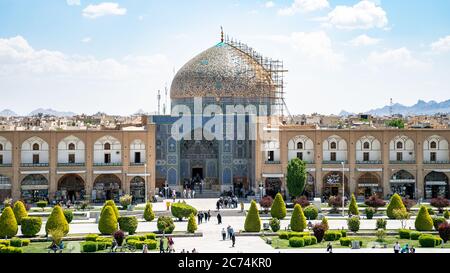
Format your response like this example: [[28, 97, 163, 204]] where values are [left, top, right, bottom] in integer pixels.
[[223, 34, 292, 123]]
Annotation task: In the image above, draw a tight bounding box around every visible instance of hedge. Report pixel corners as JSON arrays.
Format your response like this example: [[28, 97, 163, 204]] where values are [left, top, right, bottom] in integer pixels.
[[171, 202, 197, 221], [98, 206, 118, 235], [340, 238, 363, 247], [96, 237, 113, 248], [118, 216, 138, 235], [21, 217, 42, 237], [0, 246, 23, 253], [85, 234, 99, 242], [0, 206, 18, 238], [365, 207, 375, 219], [145, 233, 157, 240], [63, 210, 74, 224], [0, 240, 10, 246], [10, 238, 22, 247], [143, 202, 155, 222], [269, 218, 280, 232], [270, 193, 287, 220], [97, 242, 107, 251], [347, 217, 360, 233], [398, 229, 411, 239], [13, 201, 28, 225], [22, 239, 30, 246], [303, 236, 317, 246], [45, 206, 69, 235], [101, 200, 120, 220], [244, 201, 261, 232], [415, 206, 434, 231], [410, 231, 422, 240], [290, 204, 306, 232], [36, 201, 48, 210], [304, 205, 319, 220], [81, 241, 98, 253], [387, 194, 407, 219], [419, 234, 442, 248], [324, 231, 342, 241], [157, 216, 175, 234], [126, 235, 146, 242], [128, 239, 157, 250], [340, 230, 347, 238], [289, 237, 305, 248]]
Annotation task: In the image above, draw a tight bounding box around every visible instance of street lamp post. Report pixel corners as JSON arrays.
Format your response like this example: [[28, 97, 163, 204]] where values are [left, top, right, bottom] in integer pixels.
[[144, 163, 148, 204], [341, 161, 345, 217], [259, 182, 264, 200]]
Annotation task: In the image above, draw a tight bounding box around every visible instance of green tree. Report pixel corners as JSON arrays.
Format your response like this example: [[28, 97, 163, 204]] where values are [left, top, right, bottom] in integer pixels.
[[0, 206, 18, 238], [187, 214, 198, 233], [98, 206, 118, 235], [348, 194, 359, 215], [386, 193, 407, 219], [270, 193, 287, 219], [290, 204, 307, 232], [45, 205, 69, 236], [415, 206, 434, 231], [143, 202, 155, 222], [386, 119, 405, 129], [101, 200, 120, 219], [244, 200, 261, 232], [13, 201, 28, 225], [286, 158, 307, 198], [321, 217, 329, 231]]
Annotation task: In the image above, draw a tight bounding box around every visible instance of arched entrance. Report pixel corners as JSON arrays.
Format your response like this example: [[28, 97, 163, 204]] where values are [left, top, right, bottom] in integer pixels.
[[21, 174, 49, 203], [304, 173, 315, 199], [390, 170, 415, 199], [0, 175, 11, 201], [93, 174, 121, 202], [357, 173, 382, 198], [265, 178, 282, 198], [424, 171, 449, 199], [130, 176, 145, 203], [322, 172, 349, 199], [57, 174, 85, 202]]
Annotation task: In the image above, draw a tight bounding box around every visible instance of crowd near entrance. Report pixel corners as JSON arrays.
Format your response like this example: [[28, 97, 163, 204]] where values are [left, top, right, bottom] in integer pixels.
[[21, 174, 49, 203], [264, 178, 282, 198], [424, 171, 449, 199], [0, 175, 11, 201], [57, 174, 85, 202], [92, 174, 122, 203], [130, 176, 146, 203], [390, 170, 416, 199], [322, 172, 349, 199]]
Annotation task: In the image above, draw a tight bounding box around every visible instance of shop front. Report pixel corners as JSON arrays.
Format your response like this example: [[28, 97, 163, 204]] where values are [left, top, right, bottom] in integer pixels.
[[424, 171, 449, 199], [304, 173, 315, 199], [130, 176, 145, 203], [357, 173, 383, 198], [390, 170, 415, 199], [322, 172, 349, 199], [0, 175, 11, 201], [57, 174, 85, 202], [21, 174, 49, 203], [92, 174, 122, 203]]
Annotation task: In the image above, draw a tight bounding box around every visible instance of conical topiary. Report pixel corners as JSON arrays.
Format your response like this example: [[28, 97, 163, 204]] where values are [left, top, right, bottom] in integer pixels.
[[386, 193, 406, 219], [98, 206, 118, 235], [244, 200, 261, 232], [187, 214, 198, 233], [101, 200, 120, 219], [0, 206, 18, 238], [349, 194, 359, 215], [270, 193, 287, 220], [291, 204, 307, 232], [13, 200, 28, 225], [321, 217, 329, 231], [415, 205, 434, 231], [143, 202, 155, 222], [45, 205, 69, 235]]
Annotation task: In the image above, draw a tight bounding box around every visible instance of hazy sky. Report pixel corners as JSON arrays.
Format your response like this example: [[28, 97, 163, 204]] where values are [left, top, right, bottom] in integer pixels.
[[0, 0, 449, 115]]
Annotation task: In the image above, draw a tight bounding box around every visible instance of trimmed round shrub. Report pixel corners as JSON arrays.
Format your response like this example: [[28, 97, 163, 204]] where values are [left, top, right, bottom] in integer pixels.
[[324, 231, 341, 241], [387, 194, 407, 219], [269, 218, 280, 232], [0, 246, 23, 253], [410, 231, 422, 240], [364, 195, 386, 209], [340, 237, 352, 247], [347, 216, 360, 233], [145, 233, 157, 240], [171, 202, 197, 221], [244, 200, 261, 232], [118, 216, 138, 235], [145, 239, 157, 250], [22, 239, 30, 246], [36, 201, 48, 211], [85, 234, 99, 242], [98, 206, 118, 235], [340, 230, 347, 238], [293, 196, 310, 208], [430, 197, 449, 213], [63, 210, 73, 224], [113, 230, 125, 246], [13, 201, 28, 225], [398, 229, 411, 239], [21, 217, 42, 237], [365, 207, 375, 219], [290, 204, 306, 232], [415, 205, 434, 231], [304, 205, 318, 220], [259, 196, 273, 213], [97, 242, 107, 251], [45, 206, 69, 235], [10, 238, 23, 247], [348, 194, 359, 215], [0, 206, 18, 238], [289, 237, 305, 247], [376, 218, 387, 230], [321, 217, 329, 231], [278, 232, 289, 240], [101, 200, 120, 220], [427, 207, 435, 216], [303, 235, 317, 246], [288, 231, 309, 238], [438, 222, 450, 243], [143, 202, 155, 222], [81, 241, 98, 253], [157, 216, 175, 234], [96, 237, 113, 248], [432, 217, 447, 231], [419, 234, 439, 248], [270, 193, 287, 220], [187, 214, 198, 233]]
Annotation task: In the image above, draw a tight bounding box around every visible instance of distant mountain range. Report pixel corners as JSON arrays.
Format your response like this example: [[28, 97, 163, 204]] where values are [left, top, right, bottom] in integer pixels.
[[340, 99, 450, 117], [0, 109, 18, 117], [0, 108, 149, 117]]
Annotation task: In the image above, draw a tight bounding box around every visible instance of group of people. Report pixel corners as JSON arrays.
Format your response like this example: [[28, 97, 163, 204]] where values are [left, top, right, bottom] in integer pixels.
[[216, 196, 238, 210], [221, 225, 236, 247], [180, 248, 198, 253], [394, 242, 416, 253], [182, 188, 196, 199], [159, 237, 175, 253], [197, 210, 211, 224]]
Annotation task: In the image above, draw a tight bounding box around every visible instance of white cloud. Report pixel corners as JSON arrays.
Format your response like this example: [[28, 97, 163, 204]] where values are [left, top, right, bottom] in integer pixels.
[[366, 47, 429, 70], [264, 1, 275, 8], [82, 2, 127, 19], [325, 0, 388, 30], [431, 35, 450, 53], [278, 0, 329, 16], [66, 0, 80, 6], [81, 37, 91, 43], [138, 15, 144, 21], [350, 34, 380, 46]]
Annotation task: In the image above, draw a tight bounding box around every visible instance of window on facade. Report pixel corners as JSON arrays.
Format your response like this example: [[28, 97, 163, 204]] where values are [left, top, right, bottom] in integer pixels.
[[297, 152, 303, 160], [363, 142, 370, 149], [330, 142, 337, 150], [237, 148, 243, 158], [363, 152, 370, 162], [135, 152, 141, 163], [396, 142, 403, 149], [0, 154, 3, 165], [33, 154, 40, 164], [0, 144, 3, 151], [396, 152, 403, 161], [68, 154, 75, 164], [430, 141, 437, 149], [104, 153, 111, 164], [297, 142, 303, 150], [330, 152, 337, 161], [68, 143, 75, 150], [430, 152, 437, 162], [267, 151, 274, 162], [32, 143, 40, 151], [104, 143, 111, 150]]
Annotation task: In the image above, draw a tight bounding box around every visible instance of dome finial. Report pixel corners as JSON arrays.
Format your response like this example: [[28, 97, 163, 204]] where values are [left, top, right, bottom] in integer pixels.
[[220, 26, 224, 43]]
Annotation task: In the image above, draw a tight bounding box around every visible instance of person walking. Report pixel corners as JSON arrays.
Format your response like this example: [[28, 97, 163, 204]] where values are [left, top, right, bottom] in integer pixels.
[[394, 242, 401, 254], [217, 212, 222, 224], [227, 225, 232, 240], [221, 228, 226, 241], [207, 210, 211, 222], [159, 238, 165, 253], [231, 233, 236, 247], [216, 200, 221, 211], [197, 213, 202, 225], [192, 190, 196, 199], [326, 242, 333, 253], [142, 244, 148, 253], [167, 237, 175, 253]]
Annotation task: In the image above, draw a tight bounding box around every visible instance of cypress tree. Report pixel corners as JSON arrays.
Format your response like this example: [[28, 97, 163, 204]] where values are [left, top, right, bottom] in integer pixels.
[[270, 193, 287, 220], [348, 194, 359, 215], [291, 204, 307, 232], [98, 206, 118, 235], [45, 205, 69, 235], [244, 200, 261, 232], [187, 214, 198, 233], [143, 202, 155, 222], [13, 201, 28, 225], [415, 205, 434, 231], [0, 206, 18, 238], [386, 193, 407, 219]]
